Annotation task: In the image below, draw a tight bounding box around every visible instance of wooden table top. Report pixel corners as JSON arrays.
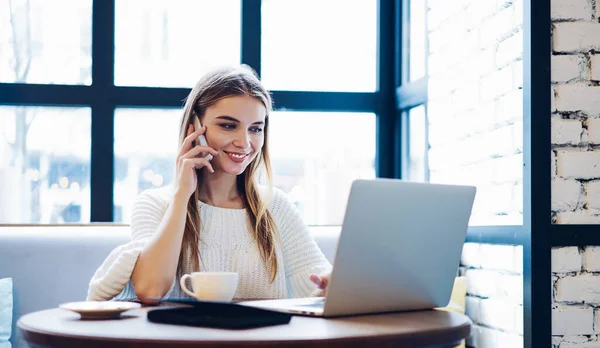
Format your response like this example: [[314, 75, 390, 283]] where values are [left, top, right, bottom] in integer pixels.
[[18, 306, 471, 348]]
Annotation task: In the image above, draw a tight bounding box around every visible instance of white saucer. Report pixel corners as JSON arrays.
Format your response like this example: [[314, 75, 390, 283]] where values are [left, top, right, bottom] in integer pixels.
[[59, 301, 141, 319]]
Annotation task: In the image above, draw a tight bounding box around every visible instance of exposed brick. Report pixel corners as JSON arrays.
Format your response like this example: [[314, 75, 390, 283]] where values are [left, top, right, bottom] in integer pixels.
[[551, 0, 593, 20], [514, 245, 523, 274], [551, 117, 583, 145], [481, 65, 514, 101], [497, 31, 523, 67], [589, 55, 600, 82], [553, 22, 600, 53], [480, 5, 518, 47], [479, 244, 517, 271], [560, 340, 600, 348], [555, 84, 600, 114], [513, 57, 523, 89], [552, 247, 583, 273], [595, 308, 600, 333], [466, 268, 499, 298], [584, 246, 600, 272], [476, 325, 499, 348], [552, 306, 594, 335], [555, 211, 600, 224], [480, 298, 520, 332], [587, 118, 600, 144], [496, 330, 524, 348], [555, 335, 589, 346], [552, 55, 586, 82], [556, 274, 600, 304], [466, 295, 481, 323], [553, 151, 557, 179], [461, 242, 481, 268], [552, 179, 583, 211], [586, 181, 600, 211], [556, 150, 600, 179], [497, 273, 523, 304], [515, 304, 524, 335], [495, 89, 523, 123]]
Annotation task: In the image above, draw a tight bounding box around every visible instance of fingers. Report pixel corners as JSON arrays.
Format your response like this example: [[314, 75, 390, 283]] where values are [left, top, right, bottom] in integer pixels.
[[181, 157, 215, 173], [309, 274, 322, 287], [178, 124, 208, 158], [309, 274, 328, 289], [310, 288, 325, 297], [183, 144, 219, 159]]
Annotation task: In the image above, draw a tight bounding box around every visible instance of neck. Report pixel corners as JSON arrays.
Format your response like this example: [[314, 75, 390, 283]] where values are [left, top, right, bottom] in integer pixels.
[[197, 170, 243, 208]]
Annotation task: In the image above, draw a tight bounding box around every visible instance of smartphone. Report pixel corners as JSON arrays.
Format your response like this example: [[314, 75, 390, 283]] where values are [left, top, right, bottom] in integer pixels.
[[193, 118, 213, 161]]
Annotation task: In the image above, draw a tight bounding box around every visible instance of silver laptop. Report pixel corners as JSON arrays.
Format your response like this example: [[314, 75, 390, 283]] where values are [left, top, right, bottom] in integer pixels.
[[240, 179, 476, 317]]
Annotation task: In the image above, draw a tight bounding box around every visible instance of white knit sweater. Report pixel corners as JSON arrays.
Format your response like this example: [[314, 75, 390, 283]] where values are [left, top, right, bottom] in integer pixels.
[[87, 186, 332, 301]]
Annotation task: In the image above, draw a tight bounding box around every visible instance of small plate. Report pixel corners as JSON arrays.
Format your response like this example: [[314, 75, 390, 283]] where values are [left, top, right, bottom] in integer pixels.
[[59, 301, 141, 319]]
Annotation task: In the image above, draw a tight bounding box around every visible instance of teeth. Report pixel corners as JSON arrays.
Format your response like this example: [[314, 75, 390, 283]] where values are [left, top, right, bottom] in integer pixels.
[[228, 152, 246, 158]]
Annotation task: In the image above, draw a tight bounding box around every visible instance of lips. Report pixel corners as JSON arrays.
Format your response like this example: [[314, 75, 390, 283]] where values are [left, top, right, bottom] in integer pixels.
[[224, 150, 250, 163]]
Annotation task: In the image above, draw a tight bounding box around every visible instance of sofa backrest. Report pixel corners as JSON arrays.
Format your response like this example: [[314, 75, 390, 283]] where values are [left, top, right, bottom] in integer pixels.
[[0, 224, 340, 348]]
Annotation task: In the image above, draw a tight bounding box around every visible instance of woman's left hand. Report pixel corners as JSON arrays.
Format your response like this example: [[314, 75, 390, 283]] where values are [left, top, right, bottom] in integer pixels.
[[309, 271, 331, 297]]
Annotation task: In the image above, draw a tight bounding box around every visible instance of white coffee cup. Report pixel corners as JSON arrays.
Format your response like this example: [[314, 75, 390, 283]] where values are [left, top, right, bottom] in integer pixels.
[[179, 272, 238, 302]]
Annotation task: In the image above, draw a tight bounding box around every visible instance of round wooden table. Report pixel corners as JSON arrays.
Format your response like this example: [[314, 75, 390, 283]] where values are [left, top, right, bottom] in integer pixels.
[[19, 306, 470, 348]]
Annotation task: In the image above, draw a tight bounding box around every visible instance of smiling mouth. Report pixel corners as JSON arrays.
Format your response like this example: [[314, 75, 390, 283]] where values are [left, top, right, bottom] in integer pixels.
[[224, 151, 250, 159]]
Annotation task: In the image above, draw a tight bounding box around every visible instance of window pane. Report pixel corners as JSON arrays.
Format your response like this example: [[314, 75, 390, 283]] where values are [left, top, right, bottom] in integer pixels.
[[407, 105, 428, 181], [0, 106, 91, 223], [0, 0, 92, 84], [114, 108, 181, 223], [115, 0, 241, 88], [269, 112, 376, 225], [262, 0, 377, 92], [409, 0, 426, 81]]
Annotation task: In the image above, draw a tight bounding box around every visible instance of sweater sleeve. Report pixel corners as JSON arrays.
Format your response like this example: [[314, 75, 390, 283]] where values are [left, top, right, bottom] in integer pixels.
[[86, 189, 177, 301], [269, 188, 333, 298]]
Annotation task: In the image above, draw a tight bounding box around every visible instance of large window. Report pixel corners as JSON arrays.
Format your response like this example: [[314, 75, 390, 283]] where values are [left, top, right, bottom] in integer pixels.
[[261, 0, 377, 92], [0, 106, 91, 223], [114, 0, 241, 88], [0, 1, 382, 225]]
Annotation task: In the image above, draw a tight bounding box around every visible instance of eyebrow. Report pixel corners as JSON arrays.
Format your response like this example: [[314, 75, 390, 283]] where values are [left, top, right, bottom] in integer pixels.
[[216, 115, 265, 125]]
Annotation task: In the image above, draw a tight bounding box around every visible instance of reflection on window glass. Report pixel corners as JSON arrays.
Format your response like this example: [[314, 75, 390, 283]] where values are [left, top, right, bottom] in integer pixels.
[[0, 0, 92, 84], [407, 105, 428, 182], [0, 106, 91, 223], [262, 0, 377, 92], [114, 109, 376, 226], [269, 112, 376, 225], [115, 0, 241, 88], [409, 0, 426, 81], [114, 108, 181, 223]]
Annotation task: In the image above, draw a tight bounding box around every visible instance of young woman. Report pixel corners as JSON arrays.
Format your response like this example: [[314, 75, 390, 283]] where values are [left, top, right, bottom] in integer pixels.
[[87, 65, 331, 303]]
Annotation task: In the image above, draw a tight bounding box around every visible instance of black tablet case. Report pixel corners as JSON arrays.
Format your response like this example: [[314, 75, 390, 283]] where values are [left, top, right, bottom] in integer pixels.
[[147, 299, 292, 329]]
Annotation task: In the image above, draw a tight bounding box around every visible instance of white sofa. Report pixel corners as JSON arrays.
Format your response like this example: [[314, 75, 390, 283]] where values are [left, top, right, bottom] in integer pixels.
[[0, 225, 340, 348]]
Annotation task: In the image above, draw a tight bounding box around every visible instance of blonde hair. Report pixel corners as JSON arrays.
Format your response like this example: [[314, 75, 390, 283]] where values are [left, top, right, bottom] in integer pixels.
[[177, 65, 279, 282]]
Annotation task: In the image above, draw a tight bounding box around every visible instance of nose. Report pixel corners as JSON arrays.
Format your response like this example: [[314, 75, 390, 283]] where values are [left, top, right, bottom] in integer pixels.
[[232, 130, 251, 149]]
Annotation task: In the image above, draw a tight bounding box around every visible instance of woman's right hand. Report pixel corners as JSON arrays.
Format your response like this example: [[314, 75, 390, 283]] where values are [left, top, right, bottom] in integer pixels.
[[174, 124, 219, 199]]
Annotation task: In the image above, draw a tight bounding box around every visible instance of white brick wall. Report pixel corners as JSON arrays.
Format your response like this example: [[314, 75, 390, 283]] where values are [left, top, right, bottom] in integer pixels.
[[553, 247, 600, 345], [428, 0, 523, 227], [428, 0, 524, 346], [461, 243, 523, 347], [552, 4, 600, 344]]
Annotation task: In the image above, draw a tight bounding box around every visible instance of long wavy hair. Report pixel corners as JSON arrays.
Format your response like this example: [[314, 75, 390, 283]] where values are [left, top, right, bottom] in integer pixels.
[[176, 65, 279, 282]]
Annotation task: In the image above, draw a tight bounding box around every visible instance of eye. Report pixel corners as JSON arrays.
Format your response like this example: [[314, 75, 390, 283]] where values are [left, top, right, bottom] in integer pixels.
[[250, 127, 264, 134], [220, 123, 236, 130]]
